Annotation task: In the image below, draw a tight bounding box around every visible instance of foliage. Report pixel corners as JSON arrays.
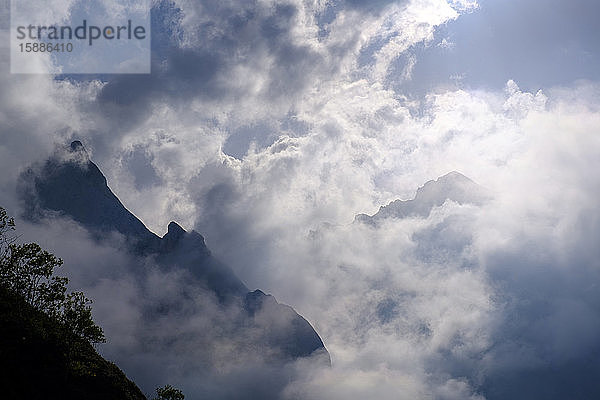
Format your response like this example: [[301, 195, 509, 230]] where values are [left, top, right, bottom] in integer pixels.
[[2, 242, 67, 314], [0, 206, 16, 263], [0, 206, 145, 399], [153, 385, 185, 400], [0, 206, 104, 344], [61, 291, 106, 344], [0, 285, 146, 400]]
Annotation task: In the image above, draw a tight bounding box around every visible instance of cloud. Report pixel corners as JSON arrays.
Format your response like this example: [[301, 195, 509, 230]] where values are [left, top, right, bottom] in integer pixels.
[[19, 0, 478, 235], [182, 80, 600, 399], [6, 214, 329, 399], [3, 0, 600, 398]]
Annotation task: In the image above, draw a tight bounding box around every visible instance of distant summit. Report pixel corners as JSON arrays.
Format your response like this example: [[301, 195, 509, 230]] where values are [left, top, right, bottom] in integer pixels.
[[356, 171, 490, 225]]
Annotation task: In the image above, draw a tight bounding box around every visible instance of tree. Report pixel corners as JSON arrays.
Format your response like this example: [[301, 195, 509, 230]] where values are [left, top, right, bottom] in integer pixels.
[[0, 206, 104, 344], [153, 384, 185, 400], [1, 241, 68, 316], [61, 291, 105, 344], [0, 206, 15, 264]]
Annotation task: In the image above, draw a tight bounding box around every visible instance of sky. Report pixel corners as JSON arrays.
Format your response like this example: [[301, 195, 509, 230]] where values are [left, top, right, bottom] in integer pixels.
[[1, 0, 600, 399]]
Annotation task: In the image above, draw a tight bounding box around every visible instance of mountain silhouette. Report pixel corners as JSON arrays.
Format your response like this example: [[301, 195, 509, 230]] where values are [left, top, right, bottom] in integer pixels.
[[355, 171, 490, 225], [19, 141, 328, 363]]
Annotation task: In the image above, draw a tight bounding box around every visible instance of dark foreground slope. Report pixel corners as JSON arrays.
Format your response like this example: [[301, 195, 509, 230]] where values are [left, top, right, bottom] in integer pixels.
[[0, 286, 146, 400], [19, 141, 328, 364]]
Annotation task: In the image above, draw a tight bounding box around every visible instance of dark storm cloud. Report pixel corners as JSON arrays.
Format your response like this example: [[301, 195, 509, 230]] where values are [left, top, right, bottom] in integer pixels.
[[96, 0, 328, 124], [341, 0, 405, 12], [478, 207, 600, 399]]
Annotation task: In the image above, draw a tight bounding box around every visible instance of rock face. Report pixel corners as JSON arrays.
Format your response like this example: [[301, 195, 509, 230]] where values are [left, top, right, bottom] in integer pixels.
[[244, 289, 329, 360], [355, 171, 490, 225], [20, 141, 162, 253], [156, 220, 248, 300], [20, 141, 328, 363]]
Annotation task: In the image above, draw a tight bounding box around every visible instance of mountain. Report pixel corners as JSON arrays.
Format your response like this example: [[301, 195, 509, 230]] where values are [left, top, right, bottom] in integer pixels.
[[19, 141, 328, 364], [0, 285, 146, 400], [355, 171, 490, 225], [244, 289, 327, 360], [157, 220, 248, 299], [21, 141, 161, 254]]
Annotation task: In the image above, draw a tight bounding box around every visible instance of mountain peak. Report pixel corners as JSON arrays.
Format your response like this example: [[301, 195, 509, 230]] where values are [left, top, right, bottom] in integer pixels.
[[70, 140, 85, 152], [19, 141, 161, 252], [160, 222, 213, 263], [415, 171, 485, 202], [356, 171, 490, 224], [439, 170, 470, 181], [161, 221, 187, 252], [57, 139, 91, 164], [167, 221, 186, 236]]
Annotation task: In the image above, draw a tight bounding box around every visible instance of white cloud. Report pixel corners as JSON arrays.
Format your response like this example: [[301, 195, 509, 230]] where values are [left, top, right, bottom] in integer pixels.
[[2, 0, 600, 398]]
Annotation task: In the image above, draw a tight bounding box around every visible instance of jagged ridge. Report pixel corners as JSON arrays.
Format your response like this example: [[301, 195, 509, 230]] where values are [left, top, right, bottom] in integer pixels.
[[19, 141, 329, 363], [356, 171, 490, 224]]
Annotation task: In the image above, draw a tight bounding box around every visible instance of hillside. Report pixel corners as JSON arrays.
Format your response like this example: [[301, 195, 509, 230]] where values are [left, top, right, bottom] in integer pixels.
[[0, 285, 146, 400]]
